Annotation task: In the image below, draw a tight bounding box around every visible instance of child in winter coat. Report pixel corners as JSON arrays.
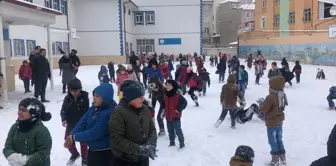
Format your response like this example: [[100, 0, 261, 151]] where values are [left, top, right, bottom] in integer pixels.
[[98, 65, 110, 85], [141, 63, 149, 89], [292, 60, 302, 83], [185, 67, 202, 106], [65, 83, 117, 166], [3, 98, 52, 166], [164, 80, 188, 149], [215, 74, 246, 129], [230, 145, 255, 166], [260, 76, 288, 166], [310, 124, 336, 166], [147, 60, 164, 82], [168, 59, 174, 79], [159, 62, 169, 80], [216, 58, 227, 83], [126, 65, 138, 81], [268, 62, 282, 79], [107, 61, 115, 83], [60, 78, 90, 165], [19, 60, 32, 93], [149, 78, 166, 136], [237, 65, 248, 95], [316, 68, 326, 79], [327, 86, 336, 110], [254, 60, 263, 85], [199, 68, 210, 96], [175, 64, 181, 81], [234, 102, 264, 124], [177, 61, 189, 94], [245, 54, 253, 70], [116, 66, 128, 101]]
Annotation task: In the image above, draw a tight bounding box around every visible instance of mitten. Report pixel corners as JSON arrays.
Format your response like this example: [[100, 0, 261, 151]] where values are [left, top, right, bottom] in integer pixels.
[[139, 144, 157, 160], [17, 154, 28, 166]]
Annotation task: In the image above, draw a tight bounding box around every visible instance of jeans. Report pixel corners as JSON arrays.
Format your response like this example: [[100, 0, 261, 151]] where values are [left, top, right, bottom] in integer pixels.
[[267, 124, 285, 155], [218, 108, 237, 127], [156, 108, 164, 131], [188, 87, 198, 101], [23, 79, 30, 92], [109, 70, 115, 83], [202, 80, 207, 94], [295, 73, 300, 83], [34, 79, 47, 100], [219, 72, 225, 82], [255, 74, 261, 84], [167, 119, 184, 144], [143, 76, 148, 89], [237, 80, 246, 95], [327, 93, 336, 108]]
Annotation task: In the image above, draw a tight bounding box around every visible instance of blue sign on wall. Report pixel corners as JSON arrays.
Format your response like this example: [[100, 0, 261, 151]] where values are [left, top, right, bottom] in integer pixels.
[[3, 29, 9, 40], [158, 38, 181, 45]]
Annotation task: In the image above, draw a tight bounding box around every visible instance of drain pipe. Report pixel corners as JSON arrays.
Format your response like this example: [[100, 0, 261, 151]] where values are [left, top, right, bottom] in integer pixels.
[[123, 1, 130, 63]]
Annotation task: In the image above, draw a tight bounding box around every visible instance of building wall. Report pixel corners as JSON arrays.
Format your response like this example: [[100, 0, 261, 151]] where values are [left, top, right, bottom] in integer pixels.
[[132, 0, 201, 54], [74, 0, 121, 57], [202, 1, 214, 45], [219, 2, 242, 46]]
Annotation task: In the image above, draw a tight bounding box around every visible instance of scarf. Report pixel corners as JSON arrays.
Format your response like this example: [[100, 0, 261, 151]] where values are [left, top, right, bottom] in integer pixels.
[[270, 88, 288, 111], [17, 119, 37, 132]]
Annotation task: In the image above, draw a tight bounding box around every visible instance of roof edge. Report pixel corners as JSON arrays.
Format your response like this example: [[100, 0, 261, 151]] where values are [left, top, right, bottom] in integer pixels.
[[2, 0, 63, 15]]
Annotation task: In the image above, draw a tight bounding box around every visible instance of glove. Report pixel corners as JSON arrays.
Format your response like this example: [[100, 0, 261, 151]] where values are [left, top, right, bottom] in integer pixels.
[[139, 144, 157, 160]]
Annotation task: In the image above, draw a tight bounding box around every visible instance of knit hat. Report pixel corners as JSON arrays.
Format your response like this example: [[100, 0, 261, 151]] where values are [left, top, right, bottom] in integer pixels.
[[166, 79, 179, 90], [234, 145, 255, 163], [68, 78, 82, 90], [19, 98, 51, 122], [120, 80, 145, 103]]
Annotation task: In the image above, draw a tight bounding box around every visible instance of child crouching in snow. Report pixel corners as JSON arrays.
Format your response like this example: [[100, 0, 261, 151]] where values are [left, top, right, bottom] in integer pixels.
[[230, 145, 255, 166], [234, 100, 265, 124], [164, 80, 188, 149], [185, 67, 203, 106], [215, 74, 246, 129], [60, 78, 89, 165], [260, 75, 288, 166]]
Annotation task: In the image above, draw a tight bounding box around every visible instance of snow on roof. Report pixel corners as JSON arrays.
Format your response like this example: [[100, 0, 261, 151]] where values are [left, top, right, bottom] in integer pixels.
[[229, 41, 238, 45], [220, 0, 239, 4], [240, 4, 255, 10]]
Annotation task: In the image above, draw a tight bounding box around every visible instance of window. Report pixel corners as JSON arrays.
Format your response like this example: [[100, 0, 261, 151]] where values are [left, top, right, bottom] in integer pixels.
[[128, 10, 131, 15], [25, 0, 33, 2], [130, 43, 133, 52], [60, 0, 67, 15], [304, 8, 311, 22], [52, 41, 63, 55], [261, 16, 266, 28], [275, 0, 280, 4], [26, 40, 36, 55], [204, 16, 210, 23], [52, 0, 60, 10], [125, 42, 129, 56], [262, 0, 266, 8], [203, 4, 208, 11], [45, 0, 51, 8], [289, 12, 295, 24], [136, 39, 155, 53], [13, 39, 25, 57], [274, 14, 280, 26], [62, 42, 69, 54], [246, 12, 251, 18], [204, 28, 209, 33], [135, 12, 144, 25], [145, 11, 155, 25]]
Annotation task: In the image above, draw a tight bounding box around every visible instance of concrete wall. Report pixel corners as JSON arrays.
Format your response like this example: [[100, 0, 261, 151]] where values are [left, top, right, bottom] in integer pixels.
[[219, 2, 242, 46], [132, 0, 201, 54], [202, 1, 214, 45]]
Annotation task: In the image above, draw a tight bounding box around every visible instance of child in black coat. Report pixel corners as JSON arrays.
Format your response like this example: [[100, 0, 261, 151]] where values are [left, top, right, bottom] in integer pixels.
[[98, 65, 110, 85], [199, 68, 210, 96], [316, 68, 326, 79], [292, 60, 302, 83], [107, 61, 115, 83], [60, 78, 90, 165]]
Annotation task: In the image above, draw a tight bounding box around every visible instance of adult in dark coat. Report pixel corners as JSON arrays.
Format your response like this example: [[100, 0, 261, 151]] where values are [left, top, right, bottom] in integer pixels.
[[280, 65, 294, 86], [32, 49, 51, 102], [281, 57, 289, 69], [29, 46, 41, 86], [311, 125, 336, 166], [129, 51, 140, 80], [69, 49, 81, 75], [59, 54, 75, 93], [216, 58, 226, 82]]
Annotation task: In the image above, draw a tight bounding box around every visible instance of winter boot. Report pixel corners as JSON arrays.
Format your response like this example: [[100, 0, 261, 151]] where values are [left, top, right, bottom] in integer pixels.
[[179, 142, 185, 149], [82, 155, 87, 166], [66, 152, 80, 166], [280, 153, 286, 165], [41, 99, 50, 103], [169, 141, 175, 147], [214, 120, 223, 128], [158, 129, 165, 136], [267, 155, 280, 166]]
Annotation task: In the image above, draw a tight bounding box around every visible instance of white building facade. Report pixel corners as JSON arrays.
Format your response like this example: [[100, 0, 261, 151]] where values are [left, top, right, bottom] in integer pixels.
[[6, 0, 202, 68]]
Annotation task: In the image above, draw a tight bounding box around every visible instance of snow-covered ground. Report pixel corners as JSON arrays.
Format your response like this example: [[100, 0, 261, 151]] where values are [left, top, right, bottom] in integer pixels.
[[0, 59, 336, 166]]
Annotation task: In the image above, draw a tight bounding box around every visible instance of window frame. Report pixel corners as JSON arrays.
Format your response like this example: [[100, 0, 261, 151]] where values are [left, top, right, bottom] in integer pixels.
[[262, 0, 266, 8], [13, 39, 25, 57], [60, 0, 67, 15], [275, 0, 280, 4], [274, 14, 280, 26], [145, 11, 155, 25], [136, 39, 155, 53], [52, 0, 60, 11], [304, 8, 311, 22], [261, 16, 266, 29], [26, 40, 36, 55], [25, 0, 33, 2], [134, 12, 144, 25], [289, 12, 295, 24], [45, 0, 51, 8]]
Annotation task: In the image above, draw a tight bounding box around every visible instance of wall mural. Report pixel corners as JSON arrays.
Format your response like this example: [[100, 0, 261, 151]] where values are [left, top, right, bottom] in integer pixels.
[[239, 42, 336, 66]]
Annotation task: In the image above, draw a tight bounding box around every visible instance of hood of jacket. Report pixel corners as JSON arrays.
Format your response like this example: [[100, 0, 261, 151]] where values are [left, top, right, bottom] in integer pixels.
[[229, 156, 252, 166], [93, 84, 117, 109], [269, 75, 285, 90], [100, 65, 108, 73], [227, 74, 236, 83], [328, 125, 336, 159]]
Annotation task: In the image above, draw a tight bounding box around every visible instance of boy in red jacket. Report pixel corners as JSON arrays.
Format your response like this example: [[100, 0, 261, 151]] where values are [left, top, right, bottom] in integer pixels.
[[19, 60, 32, 93], [164, 80, 188, 149]]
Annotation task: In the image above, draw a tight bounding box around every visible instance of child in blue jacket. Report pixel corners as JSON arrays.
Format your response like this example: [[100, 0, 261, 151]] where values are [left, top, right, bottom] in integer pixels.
[[237, 65, 248, 96], [64, 83, 117, 166], [147, 61, 163, 82], [98, 65, 110, 85]]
